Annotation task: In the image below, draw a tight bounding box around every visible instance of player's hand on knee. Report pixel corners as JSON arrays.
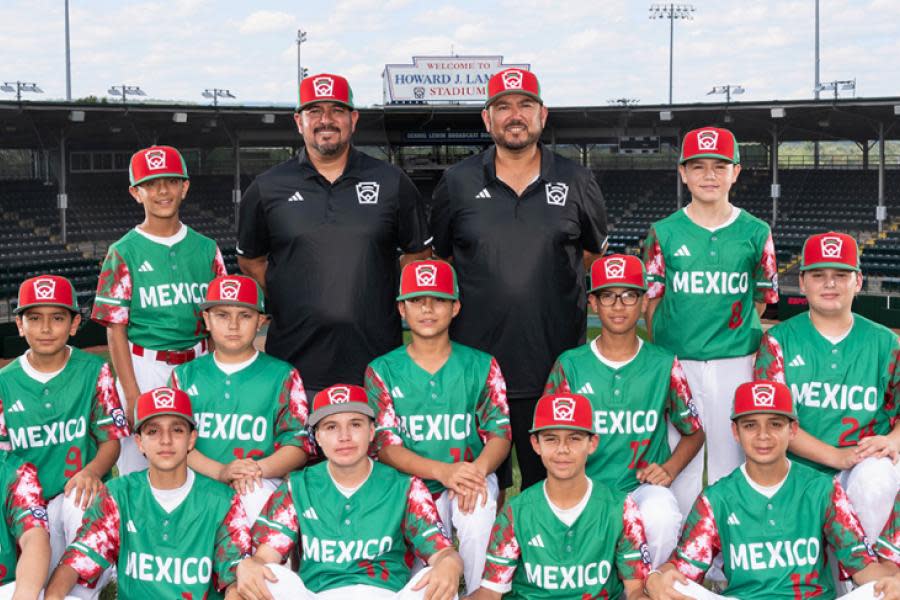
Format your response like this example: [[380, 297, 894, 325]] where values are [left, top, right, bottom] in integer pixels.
[[453, 485, 486, 515], [637, 463, 673, 487], [220, 459, 263, 485], [415, 560, 462, 600], [875, 574, 900, 600], [645, 568, 693, 600], [856, 435, 900, 462], [236, 557, 277, 600], [439, 461, 485, 495], [64, 466, 104, 510], [830, 446, 863, 471]]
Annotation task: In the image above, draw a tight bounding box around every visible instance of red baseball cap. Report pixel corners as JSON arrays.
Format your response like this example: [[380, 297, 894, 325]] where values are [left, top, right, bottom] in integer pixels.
[[679, 127, 740, 164], [134, 387, 196, 431], [129, 145, 189, 187], [299, 73, 354, 110], [200, 275, 265, 312], [731, 380, 796, 421], [16, 275, 78, 314], [589, 255, 647, 293], [530, 393, 595, 434], [800, 232, 860, 272], [309, 384, 374, 427], [397, 260, 459, 301], [486, 68, 542, 107]]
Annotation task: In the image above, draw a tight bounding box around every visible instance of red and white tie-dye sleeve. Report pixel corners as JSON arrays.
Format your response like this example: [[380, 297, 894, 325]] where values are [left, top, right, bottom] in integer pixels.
[[753, 232, 779, 304], [91, 248, 132, 326], [212, 247, 228, 277], [672, 494, 721, 583], [543, 360, 572, 395], [402, 477, 452, 563], [251, 481, 300, 561], [90, 363, 130, 442], [668, 357, 702, 435], [876, 492, 900, 565], [476, 358, 511, 444], [617, 495, 651, 581], [364, 366, 405, 452], [824, 478, 877, 576], [274, 369, 311, 455], [643, 226, 666, 299], [6, 462, 49, 539], [481, 503, 520, 594], [754, 332, 786, 384], [885, 337, 900, 428], [62, 489, 121, 586], [212, 494, 252, 591]]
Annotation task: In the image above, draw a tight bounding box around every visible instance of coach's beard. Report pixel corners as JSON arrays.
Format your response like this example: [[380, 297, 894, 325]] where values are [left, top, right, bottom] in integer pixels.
[[311, 126, 348, 156], [492, 121, 542, 151]]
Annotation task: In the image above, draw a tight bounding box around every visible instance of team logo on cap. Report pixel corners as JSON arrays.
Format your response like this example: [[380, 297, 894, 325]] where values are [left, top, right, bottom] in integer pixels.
[[356, 182, 380, 204], [33, 278, 57, 300], [501, 69, 524, 90], [152, 388, 176, 409], [327, 386, 351, 404], [144, 149, 167, 171], [820, 236, 844, 259], [552, 397, 576, 422], [751, 383, 776, 408], [697, 130, 719, 151], [219, 279, 241, 301], [415, 264, 438, 287], [604, 257, 627, 279], [313, 76, 334, 97], [545, 182, 569, 206]]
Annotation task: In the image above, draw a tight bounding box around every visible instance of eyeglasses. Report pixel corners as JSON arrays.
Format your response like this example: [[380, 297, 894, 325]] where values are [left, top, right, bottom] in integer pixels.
[[597, 290, 642, 306]]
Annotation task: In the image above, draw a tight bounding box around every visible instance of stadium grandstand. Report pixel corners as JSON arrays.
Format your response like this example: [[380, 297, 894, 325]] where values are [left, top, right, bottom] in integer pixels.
[[1, 96, 899, 352]]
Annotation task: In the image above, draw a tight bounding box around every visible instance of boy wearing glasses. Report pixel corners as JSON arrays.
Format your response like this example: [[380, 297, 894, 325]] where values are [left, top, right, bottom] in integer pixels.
[[545, 254, 704, 567]]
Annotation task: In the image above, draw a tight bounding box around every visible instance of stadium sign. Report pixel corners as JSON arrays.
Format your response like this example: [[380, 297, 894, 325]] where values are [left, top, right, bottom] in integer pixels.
[[383, 56, 530, 104]]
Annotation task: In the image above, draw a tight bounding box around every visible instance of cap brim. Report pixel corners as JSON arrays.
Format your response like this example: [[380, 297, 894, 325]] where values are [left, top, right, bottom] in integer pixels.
[[199, 300, 265, 312], [309, 403, 374, 427], [298, 99, 354, 111], [679, 153, 738, 165], [799, 261, 860, 272], [396, 291, 459, 302], [731, 409, 797, 421], [135, 411, 196, 432], [14, 302, 78, 315], [529, 424, 596, 435], [485, 90, 542, 108], [131, 172, 189, 187], [588, 283, 646, 294]]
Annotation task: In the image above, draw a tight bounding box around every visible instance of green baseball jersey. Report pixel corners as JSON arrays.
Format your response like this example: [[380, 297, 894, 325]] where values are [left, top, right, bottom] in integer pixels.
[[0, 349, 129, 498], [672, 462, 876, 599], [545, 340, 702, 492], [755, 313, 900, 474], [643, 208, 779, 360], [876, 492, 900, 565], [252, 461, 452, 594], [0, 458, 48, 586], [61, 470, 251, 599], [482, 479, 650, 599], [92, 226, 227, 350], [170, 353, 312, 463], [365, 342, 511, 493]]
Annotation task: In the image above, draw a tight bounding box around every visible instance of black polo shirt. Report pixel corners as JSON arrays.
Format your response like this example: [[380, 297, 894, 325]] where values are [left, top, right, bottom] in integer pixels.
[[237, 147, 430, 392], [430, 144, 607, 400]]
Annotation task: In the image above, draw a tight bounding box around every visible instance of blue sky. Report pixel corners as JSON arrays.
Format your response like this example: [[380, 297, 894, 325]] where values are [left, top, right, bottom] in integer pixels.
[[2, 0, 899, 108]]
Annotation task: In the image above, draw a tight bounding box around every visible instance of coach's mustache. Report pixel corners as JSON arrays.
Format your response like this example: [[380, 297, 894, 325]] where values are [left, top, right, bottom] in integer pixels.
[[314, 125, 341, 134]]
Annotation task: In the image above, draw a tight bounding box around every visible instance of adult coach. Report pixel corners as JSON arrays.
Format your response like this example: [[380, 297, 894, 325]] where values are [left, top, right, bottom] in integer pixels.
[[237, 73, 431, 393], [430, 68, 608, 489]]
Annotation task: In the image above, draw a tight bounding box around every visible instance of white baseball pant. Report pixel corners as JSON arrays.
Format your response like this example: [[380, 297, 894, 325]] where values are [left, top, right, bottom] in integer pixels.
[[841, 456, 900, 541], [47, 494, 114, 600], [240, 478, 281, 524], [631, 484, 683, 568], [263, 563, 457, 600], [0, 583, 79, 600], [432, 473, 498, 594], [668, 355, 752, 516]]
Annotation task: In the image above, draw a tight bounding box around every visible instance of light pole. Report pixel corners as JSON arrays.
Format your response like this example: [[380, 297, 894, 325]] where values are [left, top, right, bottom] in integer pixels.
[[707, 84, 745, 104], [297, 29, 308, 92], [65, 0, 72, 100], [108, 85, 146, 105], [815, 79, 856, 100], [202, 88, 236, 108], [649, 3, 695, 104], [1, 81, 43, 102]]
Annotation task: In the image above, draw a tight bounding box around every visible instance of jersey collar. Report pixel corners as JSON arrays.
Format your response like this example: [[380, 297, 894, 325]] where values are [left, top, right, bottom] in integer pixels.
[[482, 142, 557, 185], [297, 145, 362, 182]]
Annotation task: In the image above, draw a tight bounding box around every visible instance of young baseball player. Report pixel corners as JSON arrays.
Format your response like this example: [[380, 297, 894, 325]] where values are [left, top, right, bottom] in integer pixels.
[[468, 392, 650, 600], [365, 259, 511, 594], [0, 457, 53, 600], [170, 274, 311, 521], [0, 275, 129, 588], [44, 386, 252, 600], [234, 384, 464, 600], [544, 254, 704, 567], [642, 126, 779, 514], [92, 144, 227, 475], [755, 231, 900, 544], [644, 380, 899, 600]]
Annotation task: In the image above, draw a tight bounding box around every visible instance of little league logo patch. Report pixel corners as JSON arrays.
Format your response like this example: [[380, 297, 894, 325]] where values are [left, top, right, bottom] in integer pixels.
[[313, 76, 335, 97], [414, 264, 438, 287], [751, 383, 776, 408], [144, 149, 167, 171], [33, 278, 57, 300], [356, 182, 380, 204], [604, 257, 627, 279], [111, 408, 127, 429], [545, 182, 569, 206], [30, 506, 48, 522], [697, 130, 719, 151], [639, 543, 652, 566], [552, 397, 576, 422], [152, 388, 176, 409], [501, 69, 524, 89], [219, 279, 242, 301], [820, 236, 844, 259], [327, 386, 351, 404]]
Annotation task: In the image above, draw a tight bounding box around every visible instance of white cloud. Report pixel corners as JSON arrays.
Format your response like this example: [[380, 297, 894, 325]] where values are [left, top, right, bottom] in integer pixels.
[[239, 10, 297, 34]]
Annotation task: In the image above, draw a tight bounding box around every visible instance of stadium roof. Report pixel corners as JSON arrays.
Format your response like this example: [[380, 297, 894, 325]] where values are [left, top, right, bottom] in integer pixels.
[[2, 96, 899, 151]]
